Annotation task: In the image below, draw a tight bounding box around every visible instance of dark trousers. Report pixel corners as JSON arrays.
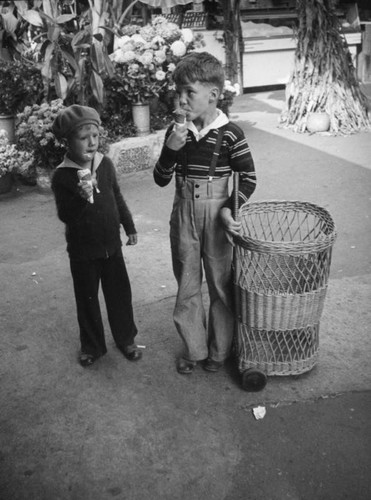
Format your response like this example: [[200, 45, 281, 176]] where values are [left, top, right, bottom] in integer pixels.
[[70, 248, 137, 357]]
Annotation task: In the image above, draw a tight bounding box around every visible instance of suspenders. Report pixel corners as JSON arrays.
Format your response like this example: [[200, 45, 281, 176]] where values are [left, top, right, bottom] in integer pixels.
[[181, 126, 226, 180]]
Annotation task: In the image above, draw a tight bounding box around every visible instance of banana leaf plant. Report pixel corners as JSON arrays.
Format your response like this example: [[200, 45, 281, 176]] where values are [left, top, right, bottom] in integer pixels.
[[280, 0, 370, 135], [21, 0, 114, 106]]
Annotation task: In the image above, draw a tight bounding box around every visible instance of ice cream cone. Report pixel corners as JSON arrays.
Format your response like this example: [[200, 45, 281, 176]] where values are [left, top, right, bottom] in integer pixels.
[[77, 168, 94, 203], [173, 108, 187, 129]]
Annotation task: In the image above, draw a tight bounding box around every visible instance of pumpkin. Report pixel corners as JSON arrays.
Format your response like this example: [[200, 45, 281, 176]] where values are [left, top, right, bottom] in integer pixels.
[[306, 112, 330, 133]]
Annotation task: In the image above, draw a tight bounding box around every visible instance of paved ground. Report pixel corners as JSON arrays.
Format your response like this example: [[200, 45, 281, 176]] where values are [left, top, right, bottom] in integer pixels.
[[1, 88, 371, 500]]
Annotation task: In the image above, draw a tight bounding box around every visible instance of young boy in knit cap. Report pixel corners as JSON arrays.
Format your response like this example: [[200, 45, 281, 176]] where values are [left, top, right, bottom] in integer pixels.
[[52, 105, 142, 367], [154, 52, 256, 375]]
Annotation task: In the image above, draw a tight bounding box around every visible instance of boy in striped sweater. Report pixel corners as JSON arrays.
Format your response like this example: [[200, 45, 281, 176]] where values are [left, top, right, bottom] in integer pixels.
[[154, 52, 256, 375]]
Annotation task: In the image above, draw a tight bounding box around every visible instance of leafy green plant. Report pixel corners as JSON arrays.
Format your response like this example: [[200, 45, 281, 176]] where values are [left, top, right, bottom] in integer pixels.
[[0, 59, 43, 115], [22, 0, 114, 106]]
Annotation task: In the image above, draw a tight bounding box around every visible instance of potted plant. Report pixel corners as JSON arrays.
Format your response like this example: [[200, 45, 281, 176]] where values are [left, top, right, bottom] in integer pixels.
[[109, 16, 204, 135], [0, 59, 43, 143], [0, 60, 24, 143]]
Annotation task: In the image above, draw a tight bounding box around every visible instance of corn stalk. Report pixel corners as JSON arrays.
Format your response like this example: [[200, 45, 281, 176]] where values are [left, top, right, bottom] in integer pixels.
[[280, 0, 370, 134], [219, 0, 242, 86]]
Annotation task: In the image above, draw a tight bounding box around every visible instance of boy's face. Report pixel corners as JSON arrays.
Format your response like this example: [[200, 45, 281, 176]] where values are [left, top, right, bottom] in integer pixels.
[[176, 81, 219, 122], [67, 123, 100, 165]]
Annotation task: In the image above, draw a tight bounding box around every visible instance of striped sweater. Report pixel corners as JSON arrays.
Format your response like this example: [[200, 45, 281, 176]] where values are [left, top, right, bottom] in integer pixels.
[[153, 121, 256, 208]]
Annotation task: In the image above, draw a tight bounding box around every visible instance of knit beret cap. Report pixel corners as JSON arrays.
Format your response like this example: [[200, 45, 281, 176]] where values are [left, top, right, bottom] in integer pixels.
[[52, 105, 101, 139]]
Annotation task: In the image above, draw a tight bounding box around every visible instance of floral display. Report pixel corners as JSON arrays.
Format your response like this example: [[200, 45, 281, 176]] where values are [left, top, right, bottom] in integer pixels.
[[109, 16, 204, 104], [16, 99, 68, 171], [0, 130, 33, 179], [218, 80, 241, 116]]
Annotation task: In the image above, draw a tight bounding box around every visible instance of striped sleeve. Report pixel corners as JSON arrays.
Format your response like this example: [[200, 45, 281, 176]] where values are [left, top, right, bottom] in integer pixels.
[[153, 126, 178, 187], [224, 123, 256, 209]]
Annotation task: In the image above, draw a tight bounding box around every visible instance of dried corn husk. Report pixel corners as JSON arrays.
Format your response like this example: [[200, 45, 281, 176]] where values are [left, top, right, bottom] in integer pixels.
[[280, 0, 371, 135]]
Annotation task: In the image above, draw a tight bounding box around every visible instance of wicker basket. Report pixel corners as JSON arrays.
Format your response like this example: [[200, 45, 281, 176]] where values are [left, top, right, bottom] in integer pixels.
[[233, 200, 337, 377]]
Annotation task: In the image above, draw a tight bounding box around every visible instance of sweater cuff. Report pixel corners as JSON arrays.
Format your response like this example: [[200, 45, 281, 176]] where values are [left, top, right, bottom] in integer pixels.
[[124, 222, 136, 236], [158, 145, 178, 169]]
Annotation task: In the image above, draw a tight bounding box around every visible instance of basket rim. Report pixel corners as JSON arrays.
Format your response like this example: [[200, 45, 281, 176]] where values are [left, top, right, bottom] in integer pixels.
[[234, 199, 337, 253]]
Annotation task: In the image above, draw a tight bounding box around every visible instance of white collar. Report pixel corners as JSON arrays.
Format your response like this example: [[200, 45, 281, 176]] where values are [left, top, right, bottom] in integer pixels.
[[57, 152, 104, 176], [187, 109, 229, 141]]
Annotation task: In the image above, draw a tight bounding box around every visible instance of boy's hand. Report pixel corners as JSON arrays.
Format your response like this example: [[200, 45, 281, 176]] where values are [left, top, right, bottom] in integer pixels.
[[220, 207, 242, 237], [126, 234, 138, 246], [166, 124, 187, 151], [78, 180, 93, 201]]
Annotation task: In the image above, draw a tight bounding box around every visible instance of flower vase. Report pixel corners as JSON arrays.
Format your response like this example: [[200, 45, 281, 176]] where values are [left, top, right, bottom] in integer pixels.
[[36, 166, 53, 192], [131, 102, 150, 137], [0, 114, 15, 144]]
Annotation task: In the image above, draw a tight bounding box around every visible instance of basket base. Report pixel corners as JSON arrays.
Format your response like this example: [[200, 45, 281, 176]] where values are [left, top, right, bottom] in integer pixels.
[[236, 322, 320, 377]]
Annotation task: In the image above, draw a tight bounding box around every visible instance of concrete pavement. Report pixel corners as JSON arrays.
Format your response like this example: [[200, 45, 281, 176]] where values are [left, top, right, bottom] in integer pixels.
[[1, 89, 371, 499]]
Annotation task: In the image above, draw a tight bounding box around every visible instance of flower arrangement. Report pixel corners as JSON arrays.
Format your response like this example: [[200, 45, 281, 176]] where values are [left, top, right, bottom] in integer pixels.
[[218, 80, 241, 116], [16, 100, 68, 171], [109, 16, 204, 104], [0, 130, 34, 179]]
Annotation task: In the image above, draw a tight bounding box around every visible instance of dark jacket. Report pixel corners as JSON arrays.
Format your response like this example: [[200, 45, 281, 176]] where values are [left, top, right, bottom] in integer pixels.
[[52, 153, 136, 261]]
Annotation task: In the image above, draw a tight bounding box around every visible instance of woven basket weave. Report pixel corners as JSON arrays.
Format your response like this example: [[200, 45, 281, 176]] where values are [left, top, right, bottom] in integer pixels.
[[233, 200, 337, 376]]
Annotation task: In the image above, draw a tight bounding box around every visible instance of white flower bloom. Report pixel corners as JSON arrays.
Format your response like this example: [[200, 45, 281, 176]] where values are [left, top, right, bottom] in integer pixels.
[[170, 40, 187, 57], [139, 50, 154, 65], [155, 70, 166, 81], [152, 16, 167, 27], [154, 49, 166, 64], [121, 42, 135, 52], [151, 35, 165, 47], [128, 63, 140, 74], [181, 28, 193, 44], [131, 34, 146, 45], [139, 25, 155, 42], [119, 50, 136, 63], [114, 35, 131, 51], [168, 63, 176, 72]]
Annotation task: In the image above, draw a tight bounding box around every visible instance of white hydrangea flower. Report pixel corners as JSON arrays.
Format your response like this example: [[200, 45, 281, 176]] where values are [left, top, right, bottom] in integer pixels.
[[119, 50, 136, 63], [139, 25, 155, 42], [151, 35, 165, 47], [170, 40, 187, 57], [139, 50, 154, 65], [155, 70, 166, 81], [131, 34, 146, 45], [114, 35, 131, 51], [154, 49, 166, 64], [181, 28, 193, 44], [168, 63, 176, 72]]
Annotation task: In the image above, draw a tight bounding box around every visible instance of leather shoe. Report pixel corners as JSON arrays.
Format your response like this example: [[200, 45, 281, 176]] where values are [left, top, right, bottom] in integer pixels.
[[121, 344, 142, 361], [176, 357, 196, 374], [79, 352, 98, 367], [203, 358, 223, 372]]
